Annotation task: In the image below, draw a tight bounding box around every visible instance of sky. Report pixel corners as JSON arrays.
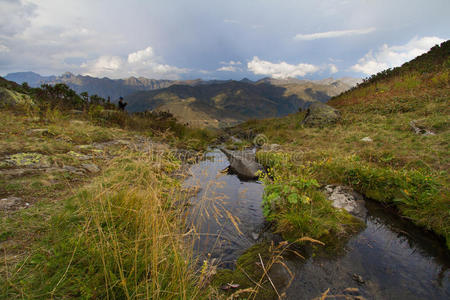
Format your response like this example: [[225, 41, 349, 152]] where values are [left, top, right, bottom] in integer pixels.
[[0, 0, 449, 80]]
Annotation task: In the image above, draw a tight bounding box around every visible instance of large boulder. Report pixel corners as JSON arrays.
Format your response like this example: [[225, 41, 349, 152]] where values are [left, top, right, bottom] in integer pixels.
[[0, 87, 34, 107], [220, 148, 264, 179], [301, 102, 341, 127]]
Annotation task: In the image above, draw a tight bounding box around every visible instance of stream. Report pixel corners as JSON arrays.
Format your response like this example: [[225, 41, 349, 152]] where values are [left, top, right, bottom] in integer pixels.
[[183, 149, 450, 299]]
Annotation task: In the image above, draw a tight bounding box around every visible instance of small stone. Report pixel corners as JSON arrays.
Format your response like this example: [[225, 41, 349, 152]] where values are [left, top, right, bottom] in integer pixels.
[[352, 274, 365, 284], [251, 232, 259, 241], [67, 151, 92, 161], [27, 128, 54, 136], [81, 163, 100, 173], [410, 120, 435, 136], [361, 137, 373, 142], [0, 196, 22, 210], [63, 165, 85, 175]]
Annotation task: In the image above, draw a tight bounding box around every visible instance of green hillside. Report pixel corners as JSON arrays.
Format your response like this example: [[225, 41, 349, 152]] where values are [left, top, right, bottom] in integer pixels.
[[231, 40, 450, 247]]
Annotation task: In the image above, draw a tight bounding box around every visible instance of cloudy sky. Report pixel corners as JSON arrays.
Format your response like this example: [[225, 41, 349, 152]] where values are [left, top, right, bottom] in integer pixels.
[[0, 0, 449, 80]]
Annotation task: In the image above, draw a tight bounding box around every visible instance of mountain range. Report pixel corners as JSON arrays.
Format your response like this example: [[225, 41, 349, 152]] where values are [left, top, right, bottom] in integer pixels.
[[5, 71, 361, 127], [125, 78, 360, 127]]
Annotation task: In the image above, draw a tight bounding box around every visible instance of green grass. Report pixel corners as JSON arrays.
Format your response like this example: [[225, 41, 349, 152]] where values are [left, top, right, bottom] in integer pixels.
[[231, 48, 450, 248], [255, 152, 363, 244], [0, 101, 217, 298], [1, 149, 206, 299]]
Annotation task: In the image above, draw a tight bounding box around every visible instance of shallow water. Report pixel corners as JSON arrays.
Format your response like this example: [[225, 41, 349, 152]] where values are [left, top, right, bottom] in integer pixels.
[[285, 199, 450, 299], [184, 149, 450, 299], [183, 149, 265, 267]]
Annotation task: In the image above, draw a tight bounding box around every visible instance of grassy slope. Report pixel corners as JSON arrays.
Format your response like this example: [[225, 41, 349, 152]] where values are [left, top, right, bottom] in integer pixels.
[[0, 86, 217, 298], [231, 40, 450, 248]]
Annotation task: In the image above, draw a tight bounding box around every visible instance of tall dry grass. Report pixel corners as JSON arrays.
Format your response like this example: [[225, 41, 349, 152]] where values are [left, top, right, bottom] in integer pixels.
[[2, 146, 206, 299]]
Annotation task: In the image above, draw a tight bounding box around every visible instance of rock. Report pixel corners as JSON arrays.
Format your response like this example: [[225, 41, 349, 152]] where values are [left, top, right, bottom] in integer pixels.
[[361, 137, 373, 142], [63, 165, 86, 175], [410, 120, 435, 135], [301, 102, 341, 127], [27, 128, 55, 136], [0, 196, 22, 210], [0, 87, 34, 107], [251, 232, 259, 241], [3, 153, 51, 169], [67, 151, 92, 161], [230, 136, 242, 143], [324, 185, 366, 218], [352, 273, 365, 284], [81, 163, 100, 173], [220, 148, 264, 179], [261, 143, 280, 151], [70, 120, 86, 125]]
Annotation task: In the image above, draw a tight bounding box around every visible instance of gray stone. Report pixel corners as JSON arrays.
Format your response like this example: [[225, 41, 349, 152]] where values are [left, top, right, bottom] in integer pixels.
[[0, 196, 22, 210], [352, 273, 365, 284], [262, 143, 280, 151], [27, 128, 55, 136], [410, 120, 435, 136], [324, 185, 366, 218], [220, 148, 264, 179], [361, 137, 373, 142], [67, 151, 92, 161], [81, 163, 100, 173], [230, 136, 242, 143], [251, 232, 259, 241], [302, 102, 341, 127], [63, 165, 86, 175], [3, 153, 51, 169]]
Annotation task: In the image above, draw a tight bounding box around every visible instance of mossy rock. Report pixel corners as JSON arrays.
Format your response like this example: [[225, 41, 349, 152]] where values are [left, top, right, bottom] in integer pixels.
[[301, 102, 341, 127], [3, 153, 50, 168], [0, 87, 34, 107]]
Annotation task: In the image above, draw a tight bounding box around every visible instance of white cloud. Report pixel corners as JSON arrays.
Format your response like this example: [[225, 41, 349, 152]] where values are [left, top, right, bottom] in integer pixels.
[[217, 66, 237, 72], [220, 60, 241, 65], [247, 56, 319, 79], [294, 27, 376, 41], [329, 64, 338, 74], [351, 36, 445, 75], [81, 56, 122, 76], [0, 44, 10, 53], [217, 60, 243, 72], [127, 46, 154, 64], [81, 46, 188, 79]]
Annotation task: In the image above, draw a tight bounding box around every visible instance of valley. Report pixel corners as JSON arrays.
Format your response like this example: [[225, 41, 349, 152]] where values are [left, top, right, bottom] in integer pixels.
[[1, 37, 449, 300]]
